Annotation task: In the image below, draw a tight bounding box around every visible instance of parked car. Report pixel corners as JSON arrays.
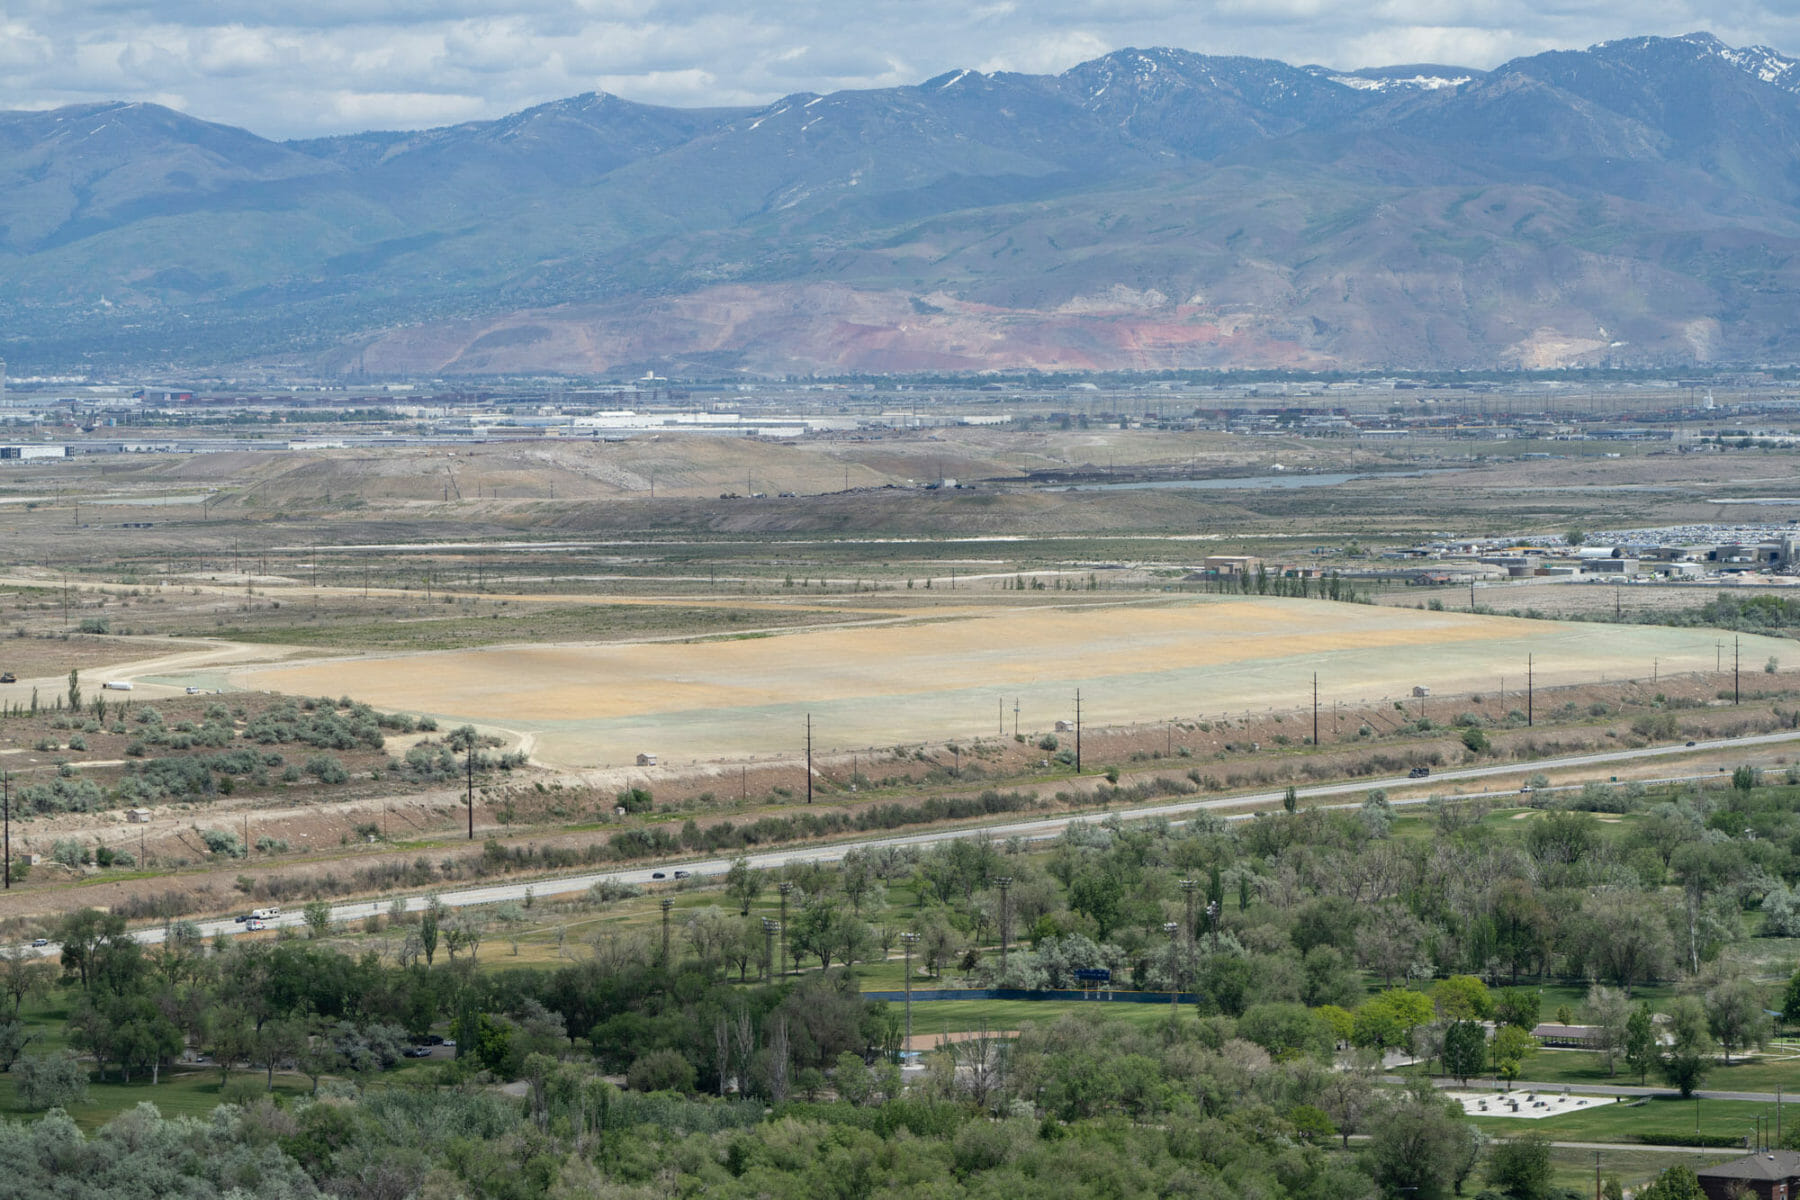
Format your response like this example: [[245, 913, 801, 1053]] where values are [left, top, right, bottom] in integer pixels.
[[30, 938, 47, 947], [402, 1046, 432, 1058]]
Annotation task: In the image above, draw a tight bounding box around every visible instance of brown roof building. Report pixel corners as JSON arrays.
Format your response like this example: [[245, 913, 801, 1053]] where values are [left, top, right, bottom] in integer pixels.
[[1697, 1151, 1800, 1200]]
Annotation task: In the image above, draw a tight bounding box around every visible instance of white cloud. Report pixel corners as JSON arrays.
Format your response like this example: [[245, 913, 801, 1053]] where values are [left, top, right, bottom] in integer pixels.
[[3, 1, 1800, 137]]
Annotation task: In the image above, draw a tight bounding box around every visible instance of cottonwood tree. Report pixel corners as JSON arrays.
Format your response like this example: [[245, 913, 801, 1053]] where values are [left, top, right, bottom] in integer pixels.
[[1706, 976, 1771, 1064]]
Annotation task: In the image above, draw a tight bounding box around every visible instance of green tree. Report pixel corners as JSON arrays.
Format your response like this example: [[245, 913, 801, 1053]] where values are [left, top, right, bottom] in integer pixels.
[[1486, 1131, 1554, 1200], [302, 900, 333, 940], [1637, 1164, 1706, 1200], [14, 1050, 87, 1110], [66, 670, 80, 713], [419, 897, 441, 966], [1661, 996, 1713, 1097], [1352, 989, 1435, 1051], [1706, 976, 1771, 1064], [1442, 1019, 1486, 1084], [724, 856, 763, 916], [1491, 1025, 1538, 1087], [1433, 974, 1493, 1021], [1492, 987, 1541, 1030], [1365, 1081, 1481, 1200]]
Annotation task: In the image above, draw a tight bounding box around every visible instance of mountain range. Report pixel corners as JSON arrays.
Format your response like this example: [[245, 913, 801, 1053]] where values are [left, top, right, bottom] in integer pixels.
[[5, 32, 1800, 377]]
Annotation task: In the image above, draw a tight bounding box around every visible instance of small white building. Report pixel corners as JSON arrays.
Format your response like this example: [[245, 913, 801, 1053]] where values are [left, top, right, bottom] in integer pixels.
[[126, 808, 151, 824], [1412, 686, 1432, 698], [636, 752, 657, 766]]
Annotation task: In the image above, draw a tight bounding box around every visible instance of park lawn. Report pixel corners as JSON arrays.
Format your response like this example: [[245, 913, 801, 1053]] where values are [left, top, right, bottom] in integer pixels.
[[1509, 1047, 1800, 1094], [0, 1067, 310, 1131], [1545, 1146, 1739, 1195], [896, 998, 1186, 1038], [1469, 1095, 1784, 1145]]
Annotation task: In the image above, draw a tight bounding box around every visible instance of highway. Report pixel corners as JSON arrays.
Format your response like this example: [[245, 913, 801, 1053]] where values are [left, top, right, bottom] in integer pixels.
[[31, 727, 1800, 954]]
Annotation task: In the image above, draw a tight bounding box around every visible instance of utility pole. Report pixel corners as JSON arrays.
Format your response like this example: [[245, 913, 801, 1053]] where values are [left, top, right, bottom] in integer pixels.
[[998, 697, 1004, 737], [1164, 922, 1181, 1012], [996, 877, 1012, 971], [777, 882, 793, 976], [900, 932, 920, 1051], [1013, 698, 1019, 738], [1074, 689, 1082, 773], [466, 745, 475, 840], [3, 772, 9, 890], [1312, 673, 1319, 746], [1527, 654, 1534, 727], [805, 714, 813, 805], [1735, 636, 1741, 705]]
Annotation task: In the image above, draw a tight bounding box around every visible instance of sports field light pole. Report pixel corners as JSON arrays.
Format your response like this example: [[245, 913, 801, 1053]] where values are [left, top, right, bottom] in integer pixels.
[[660, 898, 674, 966], [3, 771, 9, 890], [900, 932, 920, 1052], [995, 877, 1011, 972], [1164, 922, 1181, 1013], [1179, 879, 1198, 944], [777, 882, 794, 976], [805, 713, 813, 804], [1312, 674, 1319, 746], [761, 918, 779, 981], [1735, 636, 1741, 705]]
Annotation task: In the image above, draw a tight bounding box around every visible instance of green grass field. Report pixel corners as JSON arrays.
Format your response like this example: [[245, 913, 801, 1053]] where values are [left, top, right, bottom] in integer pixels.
[[1506, 1046, 1800, 1095], [0, 1067, 312, 1132], [1470, 1095, 1786, 1146]]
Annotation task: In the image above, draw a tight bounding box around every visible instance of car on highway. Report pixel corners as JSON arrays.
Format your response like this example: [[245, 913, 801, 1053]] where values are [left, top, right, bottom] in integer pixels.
[[673, 870, 690, 879], [1686, 741, 1697, 747], [234, 915, 249, 923], [246, 919, 266, 931], [30, 938, 47, 947], [0, 674, 14, 684], [1518, 785, 1533, 794], [1408, 766, 1430, 779], [651, 871, 666, 880]]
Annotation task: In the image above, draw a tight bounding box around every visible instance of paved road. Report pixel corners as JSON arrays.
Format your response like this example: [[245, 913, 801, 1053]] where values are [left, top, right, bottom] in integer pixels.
[[29, 728, 1800, 954]]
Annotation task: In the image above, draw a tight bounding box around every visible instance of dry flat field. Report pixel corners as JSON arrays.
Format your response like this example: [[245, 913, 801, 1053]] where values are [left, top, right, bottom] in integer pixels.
[[220, 595, 1781, 769]]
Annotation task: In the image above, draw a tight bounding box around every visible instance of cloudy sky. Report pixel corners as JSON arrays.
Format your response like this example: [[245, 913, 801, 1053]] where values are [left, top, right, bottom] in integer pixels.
[[5, 1, 1800, 139]]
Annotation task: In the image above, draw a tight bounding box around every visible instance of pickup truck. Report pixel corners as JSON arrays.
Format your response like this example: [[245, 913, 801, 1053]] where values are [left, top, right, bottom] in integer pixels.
[[0, 674, 14, 684], [1407, 766, 1430, 779]]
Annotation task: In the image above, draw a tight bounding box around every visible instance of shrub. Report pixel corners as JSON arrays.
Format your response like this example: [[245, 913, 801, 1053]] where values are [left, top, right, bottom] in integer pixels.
[[15, 1050, 87, 1109], [627, 1048, 697, 1094], [305, 755, 349, 784], [200, 829, 246, 858]]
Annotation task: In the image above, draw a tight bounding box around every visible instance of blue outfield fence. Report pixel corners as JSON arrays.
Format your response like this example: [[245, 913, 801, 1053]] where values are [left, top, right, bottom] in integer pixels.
[[861, 988, 1201, 1004]]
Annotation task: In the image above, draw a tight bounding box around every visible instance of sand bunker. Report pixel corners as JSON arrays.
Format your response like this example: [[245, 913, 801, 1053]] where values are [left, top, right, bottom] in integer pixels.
[[221, 597, 1778, 769]]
